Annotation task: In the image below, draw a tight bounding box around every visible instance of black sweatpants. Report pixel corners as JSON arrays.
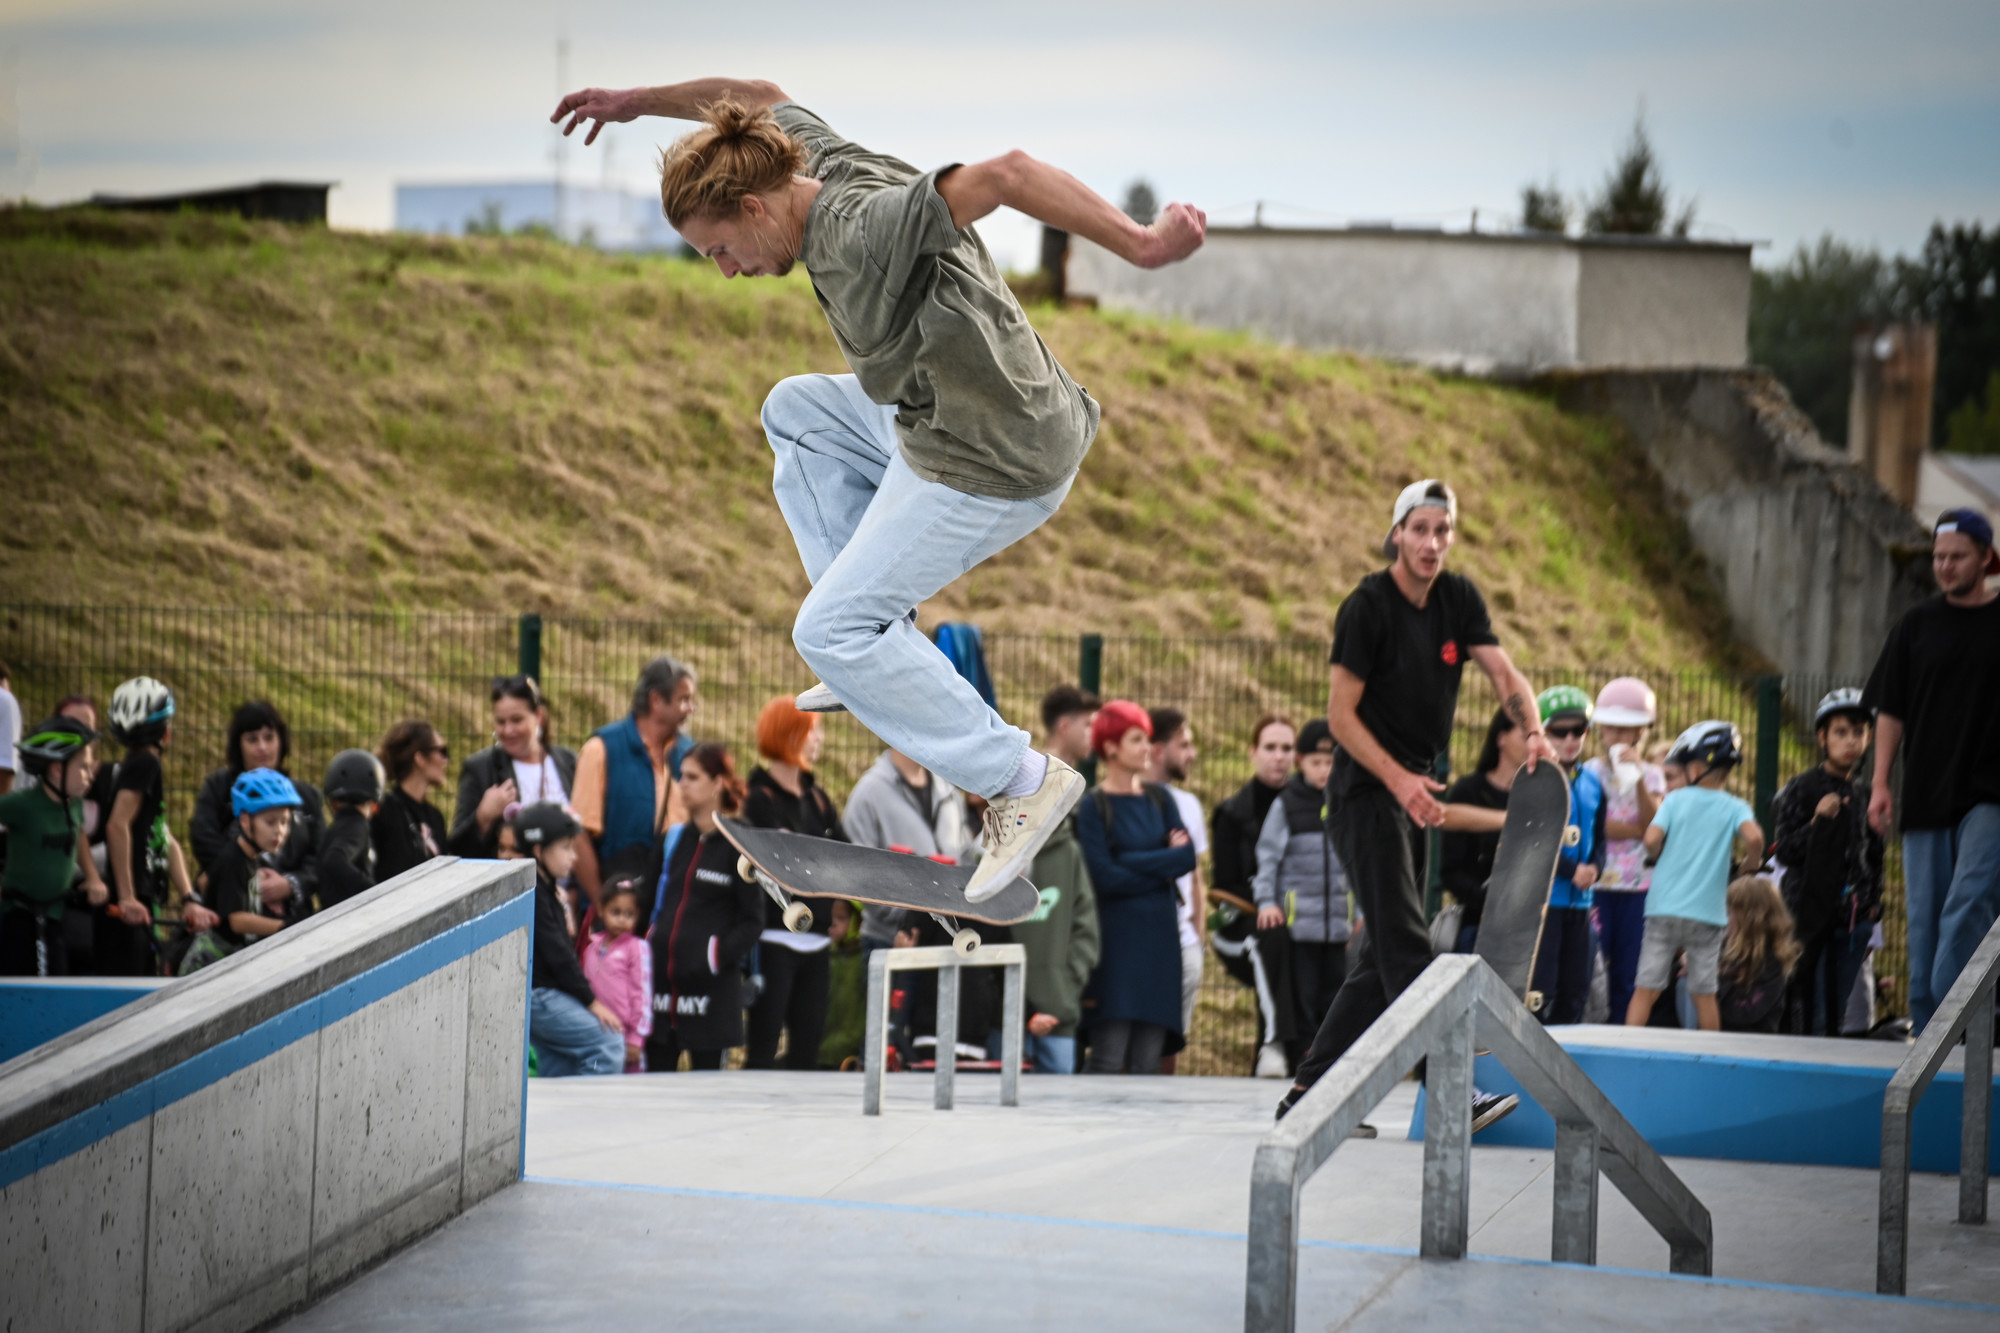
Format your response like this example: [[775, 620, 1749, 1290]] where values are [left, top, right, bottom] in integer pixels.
[[0, 906, 68, 977], [1530, 904, 1595, 1025], [1294, 782, 1433, 1090], [645, 1028, 726, 1072], [1288, 939, 1349, 1066], [746, 944, 830, 1070], [92, 910, 156, 977]]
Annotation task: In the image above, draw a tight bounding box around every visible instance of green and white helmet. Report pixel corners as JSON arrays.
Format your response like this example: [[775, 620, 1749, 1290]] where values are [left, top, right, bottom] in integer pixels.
[[1537, 685, 1593, 725]]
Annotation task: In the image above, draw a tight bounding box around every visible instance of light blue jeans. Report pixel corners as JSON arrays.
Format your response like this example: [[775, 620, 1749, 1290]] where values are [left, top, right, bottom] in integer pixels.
[[529, 987, 625, 1077], [762, 374, 1076, 798], [1903, 803, 2000, 1033]]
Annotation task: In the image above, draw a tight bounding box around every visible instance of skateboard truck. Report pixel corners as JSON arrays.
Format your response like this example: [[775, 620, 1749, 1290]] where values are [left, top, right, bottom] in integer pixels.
[[928, 914, 981, 956], [740, 854, 814, 933]]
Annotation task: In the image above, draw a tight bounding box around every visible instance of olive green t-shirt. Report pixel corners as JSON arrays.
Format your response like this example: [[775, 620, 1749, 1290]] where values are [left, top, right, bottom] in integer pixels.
[[774, 102, 1099, 500], [0, 787, 82, 916]]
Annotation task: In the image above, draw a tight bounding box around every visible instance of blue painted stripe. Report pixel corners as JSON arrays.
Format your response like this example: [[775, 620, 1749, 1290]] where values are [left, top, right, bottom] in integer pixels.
[[521, 1173, 2000, 1314], [0, 891, 532, 1191]]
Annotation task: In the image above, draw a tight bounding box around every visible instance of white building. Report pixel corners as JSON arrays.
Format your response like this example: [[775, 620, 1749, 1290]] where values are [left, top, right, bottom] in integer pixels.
[[394, 181, 680, 252], [1062, 226, 1754, 375]]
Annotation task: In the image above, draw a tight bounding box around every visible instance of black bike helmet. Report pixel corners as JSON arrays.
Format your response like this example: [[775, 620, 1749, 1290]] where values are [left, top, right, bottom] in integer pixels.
[[1667, 720, 1743, 771], [17, 716, 99, 780], [322, 749, 387, 805], [514, 801, 581, 848]]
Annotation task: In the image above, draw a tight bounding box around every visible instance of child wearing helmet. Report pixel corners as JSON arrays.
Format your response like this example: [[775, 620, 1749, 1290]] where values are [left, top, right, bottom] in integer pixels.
[[1582, 677, 1666, 1023], [519, 801, 627, 1077], [318, 749, 386, 909], [0, 717, 107, 976], [1627, 721, 1766, 1030], [181, 769, 305, 974], [1769, 689, 1882, 1035], [102, 676, 214, 975], [1533, 686, 1608, 1025]]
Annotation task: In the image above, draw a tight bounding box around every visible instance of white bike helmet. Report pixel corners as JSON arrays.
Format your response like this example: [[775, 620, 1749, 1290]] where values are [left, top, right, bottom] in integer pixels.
[[108, 676, 176, 747]]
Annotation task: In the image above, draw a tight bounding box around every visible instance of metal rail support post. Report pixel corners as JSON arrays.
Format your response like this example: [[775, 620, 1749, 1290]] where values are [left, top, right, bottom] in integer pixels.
[[862, 943, 1026, 1117]]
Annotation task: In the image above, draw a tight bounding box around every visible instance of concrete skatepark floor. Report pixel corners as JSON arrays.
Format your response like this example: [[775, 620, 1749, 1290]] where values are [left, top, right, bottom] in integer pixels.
[[283, 1072, 2000, 1330]]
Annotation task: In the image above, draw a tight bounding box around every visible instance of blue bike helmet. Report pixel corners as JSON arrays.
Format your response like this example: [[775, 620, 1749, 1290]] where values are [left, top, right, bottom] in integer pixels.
[[232, 767, 303, 818]]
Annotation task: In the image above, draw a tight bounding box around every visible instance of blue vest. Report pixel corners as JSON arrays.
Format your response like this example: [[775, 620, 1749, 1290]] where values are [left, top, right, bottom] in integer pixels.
[[1552, 764, 1607, 910], [592, 715, 695, 861]]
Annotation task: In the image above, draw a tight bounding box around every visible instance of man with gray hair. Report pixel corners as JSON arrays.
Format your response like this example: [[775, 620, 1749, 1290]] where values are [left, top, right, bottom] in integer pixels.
[[570, 655, 699, 919]]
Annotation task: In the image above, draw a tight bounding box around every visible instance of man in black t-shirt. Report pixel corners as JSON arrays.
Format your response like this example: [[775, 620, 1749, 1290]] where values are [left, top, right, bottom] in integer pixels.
[[1863, 508, 2000, 1034], [1277, 480, 1554, 1126]]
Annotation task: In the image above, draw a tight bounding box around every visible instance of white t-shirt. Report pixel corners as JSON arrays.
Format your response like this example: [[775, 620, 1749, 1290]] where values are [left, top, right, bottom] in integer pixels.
[[0, 685, 20, 777], [511, 755, 568, 808], [1168, 785, 1208, 950]]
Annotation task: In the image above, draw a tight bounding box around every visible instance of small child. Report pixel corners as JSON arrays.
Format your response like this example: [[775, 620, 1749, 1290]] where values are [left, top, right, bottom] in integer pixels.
[[583, 881, 654, 1072], [1627, 721, 1764, 1031], [103, 676, 210, 975], [1582, 677, 1664, 1024], [1533, 687, 1607, 1025], [0, 716, 107, 976], [1770, 689, 1883, 1036], [317, 749, 384, 910], [1716, 876, 1800, 1033], [1648, 739, 1686, 794], [519, 801, 625, 1077], [183, 768, 301, 974]]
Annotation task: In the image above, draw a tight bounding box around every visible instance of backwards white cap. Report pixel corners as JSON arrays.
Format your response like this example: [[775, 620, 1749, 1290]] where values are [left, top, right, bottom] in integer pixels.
[[1382, 479, 1458, 558]]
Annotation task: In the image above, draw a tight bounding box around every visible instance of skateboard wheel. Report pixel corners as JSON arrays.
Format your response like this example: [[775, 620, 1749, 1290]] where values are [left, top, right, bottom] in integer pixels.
[[782, 901, 813, 933], [951, 928, 980, 956], [737, 855, 755, 881], [1562, 825, 1581, 847], [1526, 990, 1545, 1013]]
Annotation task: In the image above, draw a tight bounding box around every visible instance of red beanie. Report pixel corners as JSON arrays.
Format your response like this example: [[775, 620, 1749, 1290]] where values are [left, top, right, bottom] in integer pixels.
[[1088, 699, 1152, 756]]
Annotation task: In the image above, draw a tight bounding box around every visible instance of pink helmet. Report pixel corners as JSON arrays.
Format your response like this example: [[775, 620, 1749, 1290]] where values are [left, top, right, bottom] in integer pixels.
[[1593, 677, 1657, 727]]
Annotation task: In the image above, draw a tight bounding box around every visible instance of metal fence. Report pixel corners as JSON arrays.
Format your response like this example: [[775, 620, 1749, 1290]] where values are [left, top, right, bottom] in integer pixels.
[[0, 606, 1900, 1074]]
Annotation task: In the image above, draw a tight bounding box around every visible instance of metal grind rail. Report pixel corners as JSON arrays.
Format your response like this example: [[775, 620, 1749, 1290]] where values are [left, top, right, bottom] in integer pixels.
[[1243, 953, 1712, 1333], [1879, 911, 1998, 1295], [861, 943, 1026, 1115]]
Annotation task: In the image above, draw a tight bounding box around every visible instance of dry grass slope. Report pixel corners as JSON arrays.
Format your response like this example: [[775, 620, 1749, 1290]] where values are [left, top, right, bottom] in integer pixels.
[[0, 208, 1750, 670]]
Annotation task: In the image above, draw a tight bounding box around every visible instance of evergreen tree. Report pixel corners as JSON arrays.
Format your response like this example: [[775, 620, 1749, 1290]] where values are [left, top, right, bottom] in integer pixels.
[[1121, 179, 1158, 226], [1584, 114, 1694, 237], [1519, 179, 1568, 234]]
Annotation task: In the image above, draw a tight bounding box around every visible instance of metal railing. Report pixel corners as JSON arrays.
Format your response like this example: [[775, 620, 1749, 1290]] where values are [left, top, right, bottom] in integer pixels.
[[1878, 913, 1999, 1295], [1243, 954, 1712, 1333], [861, 943, 1025, 1115]]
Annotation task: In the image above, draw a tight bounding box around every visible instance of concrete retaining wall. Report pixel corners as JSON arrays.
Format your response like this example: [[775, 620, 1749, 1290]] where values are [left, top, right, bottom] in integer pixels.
[[1544, 369, 1935, 679], [0, 856, 533, 1333]]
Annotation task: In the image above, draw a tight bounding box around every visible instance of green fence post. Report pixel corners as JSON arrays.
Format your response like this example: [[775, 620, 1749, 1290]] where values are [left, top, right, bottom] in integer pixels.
[[518, 613, 543, 682], [1754, 674, 1783, 833], [1078, 633, 1104, 784]]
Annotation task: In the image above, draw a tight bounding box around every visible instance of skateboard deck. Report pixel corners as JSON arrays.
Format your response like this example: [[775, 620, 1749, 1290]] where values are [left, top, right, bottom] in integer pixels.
[[714, 817, 1039, 952], [1473, 761, 1574, 1012]]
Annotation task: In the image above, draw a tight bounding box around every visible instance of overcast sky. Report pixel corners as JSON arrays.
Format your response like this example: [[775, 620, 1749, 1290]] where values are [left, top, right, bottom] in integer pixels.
[[4, 0, 1996, 270]]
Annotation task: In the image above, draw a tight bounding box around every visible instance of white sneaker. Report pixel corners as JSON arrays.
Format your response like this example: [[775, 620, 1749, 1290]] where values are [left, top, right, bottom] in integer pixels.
[[795, 682, 846, 714], [964, 754, 1084, 903], [1254, 1042, 1290, 1079]]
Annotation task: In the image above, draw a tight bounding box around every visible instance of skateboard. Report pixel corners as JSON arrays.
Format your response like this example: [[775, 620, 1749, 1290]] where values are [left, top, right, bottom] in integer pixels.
[[1473, 761, 1577, 1013], [714, 816, 1040, 955]]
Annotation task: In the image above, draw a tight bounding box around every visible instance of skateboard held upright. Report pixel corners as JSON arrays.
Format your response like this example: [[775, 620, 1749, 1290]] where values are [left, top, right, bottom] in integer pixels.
[[715, 816, 1040, 955], [1473, 762, 1575, 1013]]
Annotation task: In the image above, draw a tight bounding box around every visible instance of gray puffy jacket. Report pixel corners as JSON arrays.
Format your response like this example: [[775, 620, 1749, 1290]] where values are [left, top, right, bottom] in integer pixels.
[[1251, 775, 1352, 945]]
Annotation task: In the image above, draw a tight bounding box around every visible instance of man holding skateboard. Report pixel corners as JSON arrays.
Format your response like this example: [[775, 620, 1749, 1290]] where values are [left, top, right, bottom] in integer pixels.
[[552, 79, 1206, 906], [1277, 480, 1553, 1126]]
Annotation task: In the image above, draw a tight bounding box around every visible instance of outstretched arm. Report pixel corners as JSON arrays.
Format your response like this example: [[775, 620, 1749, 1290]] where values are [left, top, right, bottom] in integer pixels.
[[936, 151, 1205, 269], [552, 78, 789, 145]]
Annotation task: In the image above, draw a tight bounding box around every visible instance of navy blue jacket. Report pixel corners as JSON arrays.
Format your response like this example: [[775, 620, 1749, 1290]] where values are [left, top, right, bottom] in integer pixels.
[[1075, 785, 1197, 1043]]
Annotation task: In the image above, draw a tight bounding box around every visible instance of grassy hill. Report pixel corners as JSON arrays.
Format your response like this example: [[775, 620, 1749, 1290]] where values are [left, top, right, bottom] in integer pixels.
[[0, 206, 1751, 671]]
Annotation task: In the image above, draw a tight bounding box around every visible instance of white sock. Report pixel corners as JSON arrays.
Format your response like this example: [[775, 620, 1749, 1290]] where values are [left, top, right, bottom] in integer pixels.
[[1000, 748, 1048, 799]]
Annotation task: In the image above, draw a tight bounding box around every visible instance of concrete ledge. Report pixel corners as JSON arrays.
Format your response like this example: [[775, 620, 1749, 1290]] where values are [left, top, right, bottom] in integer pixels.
[[0, 856, 533, 1333]]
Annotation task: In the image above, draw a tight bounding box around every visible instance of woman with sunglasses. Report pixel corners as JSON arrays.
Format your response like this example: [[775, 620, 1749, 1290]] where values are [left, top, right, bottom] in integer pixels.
[[450, 676, 579, 860], [373, 720, 453, 883]]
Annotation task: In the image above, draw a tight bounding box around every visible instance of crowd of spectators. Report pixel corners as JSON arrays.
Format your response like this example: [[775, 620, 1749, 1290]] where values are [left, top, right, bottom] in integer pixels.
[[0, 505, 1990, 1077]]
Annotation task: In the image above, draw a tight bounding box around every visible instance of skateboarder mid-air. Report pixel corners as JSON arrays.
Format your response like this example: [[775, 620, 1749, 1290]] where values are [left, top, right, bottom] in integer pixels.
[[1276, 481, 1555, 1130], [552, 78, 1206, 905]]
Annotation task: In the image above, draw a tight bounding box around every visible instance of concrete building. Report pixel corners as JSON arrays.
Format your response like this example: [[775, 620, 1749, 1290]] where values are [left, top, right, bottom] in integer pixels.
[[89, 180, 334, 224], [1062, 226, 1754, 375], [1918, 452, 2000, 520], [395, 180, 680, 252]]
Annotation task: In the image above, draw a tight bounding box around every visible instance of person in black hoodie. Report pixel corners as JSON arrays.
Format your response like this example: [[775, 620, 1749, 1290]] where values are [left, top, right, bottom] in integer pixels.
[[317, 750, 385, 910], [1772, 690, 1884, 1036], [743, 697, 849, 1070], [646, 743, 763, 1072], [372, 720, 452, 883], [1209, 714, 1300, 1078], [188, 701, 326, 911], [520, 802, 626, 1076]]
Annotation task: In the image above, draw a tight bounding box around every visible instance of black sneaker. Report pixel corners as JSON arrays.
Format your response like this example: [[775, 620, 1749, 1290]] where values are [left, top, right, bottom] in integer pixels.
[[1274, 1086, 1377, 1137], [1470, 1090, 1519, 1133]]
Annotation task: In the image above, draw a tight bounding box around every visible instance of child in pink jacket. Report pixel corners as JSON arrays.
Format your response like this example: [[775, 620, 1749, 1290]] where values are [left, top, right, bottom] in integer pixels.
[[583, 881, 653, 1071]]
